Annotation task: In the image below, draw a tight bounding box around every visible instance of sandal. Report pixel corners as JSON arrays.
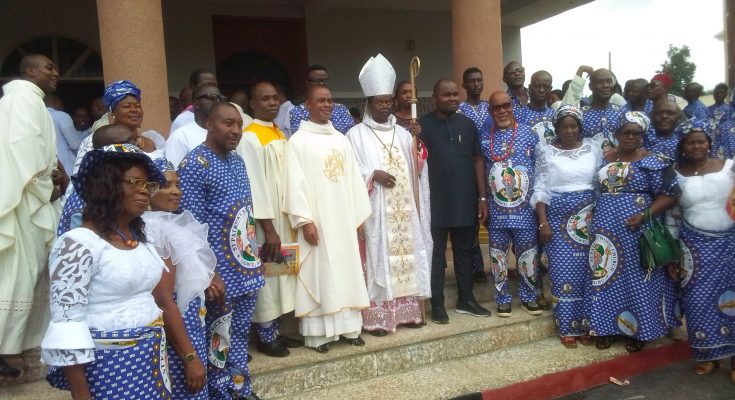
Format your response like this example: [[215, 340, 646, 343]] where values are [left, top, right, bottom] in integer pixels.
[[625, 339, 646, 353], [694, 361, 719, 375], [578, 335, 594, 346], [560, 336, 577, 349], [595, 336, 617, 350]]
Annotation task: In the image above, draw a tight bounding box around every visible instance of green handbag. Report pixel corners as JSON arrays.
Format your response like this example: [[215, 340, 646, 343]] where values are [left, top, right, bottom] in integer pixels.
[[638, 208, 681, 280]]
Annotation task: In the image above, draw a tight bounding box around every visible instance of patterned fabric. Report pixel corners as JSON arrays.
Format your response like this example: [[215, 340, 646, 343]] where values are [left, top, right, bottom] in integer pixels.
[[168, 297, 208, 399], [154, 157, 176, 174], [289, 102, 355, 134], [458, 101, 489, 131], [488, 228, 539, 304], [73, 144, 165, 197], [674, 117, 712, 138], [620, 100, 654, 116], [683, 100, 709, 121], [545, 191, 595, 336], [358, 235, 422, 332], [643, 129, 680, 162], [205, 293, 258, 399], [48, 324, 172, 400], [619, 111, 650, 133], [57, 190, 84, 235], [715, 118, 735, 159], [103, 80, 141, 110], [708, 103, 733, 124], [554, 104, 583, 127], [178, 144, 263, 398], [480, 123, 539, 230], [586, 155, 680, 340], [507, 87, 529, 116], [178, 144, 264, 297], [581, 104, 622, 155], [516, 106, 556, 147], [255, 319, 280, 343]]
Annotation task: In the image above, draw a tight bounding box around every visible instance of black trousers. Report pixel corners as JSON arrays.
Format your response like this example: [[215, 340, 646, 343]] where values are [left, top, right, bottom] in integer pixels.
[[430, 226, 476, 309]]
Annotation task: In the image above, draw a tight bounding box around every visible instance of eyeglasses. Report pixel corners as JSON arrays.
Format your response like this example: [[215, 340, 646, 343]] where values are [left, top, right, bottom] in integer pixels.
[[196, 93, 227, 102], [121, 177, 160, 196], [307, 78, 330, 85], [507, 66, 525, 74], [490, 102, 513, 112]]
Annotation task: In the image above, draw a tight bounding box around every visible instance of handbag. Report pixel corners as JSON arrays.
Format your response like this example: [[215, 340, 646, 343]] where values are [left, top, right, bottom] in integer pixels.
[[638, 208, 680, 280]]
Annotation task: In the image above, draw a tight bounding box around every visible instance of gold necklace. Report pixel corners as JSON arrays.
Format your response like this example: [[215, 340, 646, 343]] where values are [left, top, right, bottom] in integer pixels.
[[366, 124, 396, 159]]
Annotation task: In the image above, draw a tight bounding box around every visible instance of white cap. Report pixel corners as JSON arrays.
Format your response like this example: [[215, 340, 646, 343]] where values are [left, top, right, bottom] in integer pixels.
[[358, 53, 396, 97]]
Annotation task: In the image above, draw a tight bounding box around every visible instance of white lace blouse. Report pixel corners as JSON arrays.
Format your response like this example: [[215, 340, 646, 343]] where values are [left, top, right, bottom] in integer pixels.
[[677, 159, 735, 232], [41, 228, 166, 367], [531, 138, 603, 208]]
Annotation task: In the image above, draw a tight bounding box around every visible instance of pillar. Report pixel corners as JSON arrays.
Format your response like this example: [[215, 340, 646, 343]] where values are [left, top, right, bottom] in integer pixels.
[[97, 0, 171, 137], [451, 0, 504, 100], [726, 0, 735, 87]]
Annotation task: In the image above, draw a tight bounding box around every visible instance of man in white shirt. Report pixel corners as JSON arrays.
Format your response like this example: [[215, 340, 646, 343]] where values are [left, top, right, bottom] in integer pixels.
[[170, 68, 217, 133], [165, 83, 226, 168]]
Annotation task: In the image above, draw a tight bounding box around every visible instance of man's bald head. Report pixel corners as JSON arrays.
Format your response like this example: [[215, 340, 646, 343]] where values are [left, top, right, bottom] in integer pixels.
[[489, 90, 511, 107], [92, 124, 135, 148], [19, 54, 58, 94], [432, 79, 459, 116], [432, 79, 456, 95]]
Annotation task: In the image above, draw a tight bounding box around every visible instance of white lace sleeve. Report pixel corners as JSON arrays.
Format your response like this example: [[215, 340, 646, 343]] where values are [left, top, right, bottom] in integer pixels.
[[41, 235, 96, 366], [530, 147, 550, 209]]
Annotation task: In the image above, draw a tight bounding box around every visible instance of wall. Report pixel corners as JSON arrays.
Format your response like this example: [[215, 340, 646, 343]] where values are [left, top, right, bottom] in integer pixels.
[[0, 0, 100, 70], [304, 6, 453, 98]]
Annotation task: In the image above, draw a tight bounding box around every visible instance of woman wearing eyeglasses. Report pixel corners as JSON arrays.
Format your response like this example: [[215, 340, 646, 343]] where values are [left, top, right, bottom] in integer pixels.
[[41, 144, 173, 399], [532, 105, 601, 348], [585, 112, 680, 353]]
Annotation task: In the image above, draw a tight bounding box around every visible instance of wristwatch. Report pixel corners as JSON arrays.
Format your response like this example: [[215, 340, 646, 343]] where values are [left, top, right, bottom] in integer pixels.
[[184, 352, 197, 364]]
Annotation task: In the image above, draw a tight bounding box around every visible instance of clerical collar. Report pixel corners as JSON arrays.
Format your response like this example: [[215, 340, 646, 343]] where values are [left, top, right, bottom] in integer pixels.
[[302, 120, 336, 134], [362, 114, 396, 131]]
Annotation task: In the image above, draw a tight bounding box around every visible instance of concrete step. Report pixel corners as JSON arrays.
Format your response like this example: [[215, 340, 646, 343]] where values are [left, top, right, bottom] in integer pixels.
[[250, 298, 555, 399], [285, 337, 677, 400]]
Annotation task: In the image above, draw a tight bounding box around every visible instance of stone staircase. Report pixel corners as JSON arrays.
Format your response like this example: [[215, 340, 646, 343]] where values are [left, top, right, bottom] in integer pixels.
[[250, 278, 556, 399], [2, 248, 660, 400]]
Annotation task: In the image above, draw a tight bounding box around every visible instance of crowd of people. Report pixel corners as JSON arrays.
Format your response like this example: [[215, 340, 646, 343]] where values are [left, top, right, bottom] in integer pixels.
[[1, 50, 735, 400]]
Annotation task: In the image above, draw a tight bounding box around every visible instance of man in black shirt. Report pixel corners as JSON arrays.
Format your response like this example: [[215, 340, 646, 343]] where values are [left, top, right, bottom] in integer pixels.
[[420, 79, 490, 324]]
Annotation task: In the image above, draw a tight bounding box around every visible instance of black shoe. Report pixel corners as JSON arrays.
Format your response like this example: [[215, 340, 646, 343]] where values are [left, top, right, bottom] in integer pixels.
[[340, 335, 365, 346], [402, 322, 425, 329], [314, 343, 330, 353], [497, 303, 512, 318], [455, 301, 491, 317], [278, 335, 304, 348], [431, 306, 449, 324], [521, 300, 543, 315], [473, 270, 488, 283], [247, 353, 252, 362], [0, 357, 20, 378], [257, 341, 290, 357], [368, 329, 388, 337]]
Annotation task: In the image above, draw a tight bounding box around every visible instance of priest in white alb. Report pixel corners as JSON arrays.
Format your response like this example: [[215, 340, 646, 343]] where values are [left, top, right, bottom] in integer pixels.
[[0, 54, 63, 377], [284, 85, 372, 353], [346, 54, 432, 336]]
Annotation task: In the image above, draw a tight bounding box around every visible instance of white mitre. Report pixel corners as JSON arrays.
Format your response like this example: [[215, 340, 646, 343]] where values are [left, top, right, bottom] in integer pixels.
[[358, 53, 396, 97]]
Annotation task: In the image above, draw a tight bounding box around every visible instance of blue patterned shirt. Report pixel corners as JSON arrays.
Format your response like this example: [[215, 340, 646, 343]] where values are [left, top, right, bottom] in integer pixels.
[[178, 144, 264, 297], [458, 101, 489, 132], [708, 103, 733, 124], [683, 100, 708, 120], [289, 102, 354, 134], [643, 129, 680, 162], [480, 122, 539, 230], [620, 99, 654, 116], [581, 104, 622, 155], [515, 106, 556, 147]]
